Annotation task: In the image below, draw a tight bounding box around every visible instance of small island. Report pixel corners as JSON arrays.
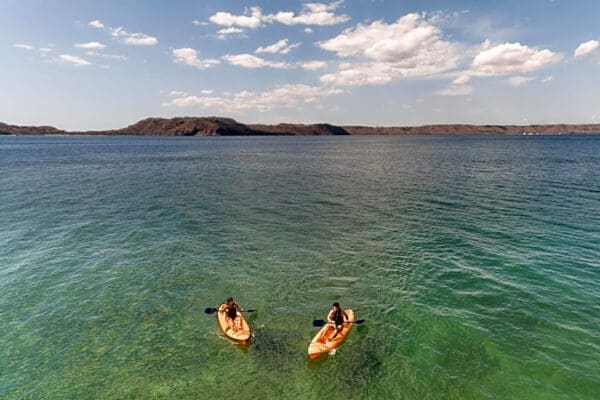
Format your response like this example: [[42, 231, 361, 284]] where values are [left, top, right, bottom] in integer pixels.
[[2, 117, 600, 136]]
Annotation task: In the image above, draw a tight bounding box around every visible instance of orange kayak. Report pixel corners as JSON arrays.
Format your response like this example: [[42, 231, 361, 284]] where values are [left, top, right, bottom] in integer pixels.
[[308, 309, 355, 358], [217, 304, 251, 345]]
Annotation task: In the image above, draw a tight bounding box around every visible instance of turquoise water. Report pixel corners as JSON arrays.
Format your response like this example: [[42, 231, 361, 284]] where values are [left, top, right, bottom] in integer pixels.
[[1, 135, 599, 399]]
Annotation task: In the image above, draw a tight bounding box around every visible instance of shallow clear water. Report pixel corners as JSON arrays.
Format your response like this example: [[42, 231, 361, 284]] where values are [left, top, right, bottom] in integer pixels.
[[1, 135, 599, 399]]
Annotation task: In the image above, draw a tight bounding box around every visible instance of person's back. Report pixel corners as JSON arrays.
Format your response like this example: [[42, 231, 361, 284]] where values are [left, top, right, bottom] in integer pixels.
[[327, 302, 347, 340], [223, 297, 242, 330], [226, 304, 238, 319], [331, 306, 344, 326]]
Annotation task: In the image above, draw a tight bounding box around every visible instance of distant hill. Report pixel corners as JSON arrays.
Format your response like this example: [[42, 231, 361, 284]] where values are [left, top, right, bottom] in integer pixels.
[[0, 122, 66, 135], [2, 117, 600, 136], [105, 117, 257, 136], [343, 124, 600, 135], [249, 123, 349, 135]]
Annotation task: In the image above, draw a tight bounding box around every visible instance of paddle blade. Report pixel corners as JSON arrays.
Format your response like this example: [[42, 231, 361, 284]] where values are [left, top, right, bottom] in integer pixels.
[[354, 319, 366, 324], [204, 307, 218, 314], [312, 319, 327, 327], [244, 309, 257, 313]]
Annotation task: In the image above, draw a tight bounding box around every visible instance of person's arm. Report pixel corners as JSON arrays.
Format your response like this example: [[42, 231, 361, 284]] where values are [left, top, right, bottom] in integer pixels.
[[327, 309, 335, 323]]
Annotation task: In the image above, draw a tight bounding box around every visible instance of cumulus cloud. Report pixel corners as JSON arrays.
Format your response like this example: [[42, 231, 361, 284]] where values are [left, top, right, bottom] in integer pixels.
[[89, 20, 105, 29], [436, 74, 473, 96], [452, 74, 470, 85], [13, 43, 36, 50], [506, 76, 535, 86], [13, 43, 54, 58], [437, 84, 473, 96], [57, 54, 91, 66], [574, 40, 599, 58], [88, 20, 158, 46], [256, 39, 301, 54], [75, 41, 106, 50], [111, 27, 158, 45], [541, 75, 554, 83], [301, 61, 328, 70], [86, 51, 127, 61], [208, 2, 349, 30], [222, 53, 291, 69], [471, 40, 562, 76], [169, 90, 189, 97], [172, 48, 220, 69], [209, 6, 263, 28], [216, 27, 245, 39], [163, 84, 344, 112], [265, 1, 350, 26], [318, 13, 461, 86]]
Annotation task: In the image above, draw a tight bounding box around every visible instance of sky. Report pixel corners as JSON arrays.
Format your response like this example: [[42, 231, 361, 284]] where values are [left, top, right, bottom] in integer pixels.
[[1, 0, 600, 130]]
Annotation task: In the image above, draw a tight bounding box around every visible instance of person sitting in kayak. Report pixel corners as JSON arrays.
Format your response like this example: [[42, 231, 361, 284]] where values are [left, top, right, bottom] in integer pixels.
[[327, 302, 348, 341], [222, 297, 243, 331]]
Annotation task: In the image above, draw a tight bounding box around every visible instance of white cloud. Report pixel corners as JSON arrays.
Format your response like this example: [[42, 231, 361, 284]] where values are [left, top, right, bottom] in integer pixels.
[[164, 95, 228, 108], [266, 1, 350, 26], [301, 61, 328, 70], [75, 41, 106, 50], [13, 43, 54, 58], [574, 40, 599, 58], [87, 20, 157, 46], [256, 39, 301, 54], [163, 84, 344, 112], [437, 74, 472, 96], [201, 89, 214, 95], [304, 28, 314, 34], [86, 51, 127, 61], [318, 13, 461, 86], [320, 63, 396, 86], [57, 54, 91, 66], [471, 40, 562, 76], [209, 6, 263, 28], [452, 74, 470, 85], [169, 90, 189, 97], [319, 14, 454, 61], [222, 53, 291, 69], [172, 48, 220, 69], [216, 27, 245, 39], [89, 20, 105, 29], [541, 75, 554, 83], [13, 43, 35, 50], [217, 27, 245, 35], [111, 27, 158, 46], [506, 76, 535, 86], [208, 2, 349, 30], [192, 20, 209, 26], [437, 84, 473, 96]]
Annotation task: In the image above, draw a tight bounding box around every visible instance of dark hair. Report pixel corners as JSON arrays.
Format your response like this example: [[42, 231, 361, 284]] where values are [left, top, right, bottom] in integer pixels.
[[227, 297, 234, 303], [333, 302, 340, 308]]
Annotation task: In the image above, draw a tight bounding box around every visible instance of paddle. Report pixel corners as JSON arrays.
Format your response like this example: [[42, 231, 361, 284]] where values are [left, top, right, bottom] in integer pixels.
[[204, 307, 257, 315], [312, 319, 365, 327]]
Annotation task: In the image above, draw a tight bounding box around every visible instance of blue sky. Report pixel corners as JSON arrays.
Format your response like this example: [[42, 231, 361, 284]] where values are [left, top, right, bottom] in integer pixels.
[[2, 0, 599, 130]]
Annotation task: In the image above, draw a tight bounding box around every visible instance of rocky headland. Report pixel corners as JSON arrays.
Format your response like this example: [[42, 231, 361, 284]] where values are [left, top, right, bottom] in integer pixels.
[[2, 117, 600, 136]]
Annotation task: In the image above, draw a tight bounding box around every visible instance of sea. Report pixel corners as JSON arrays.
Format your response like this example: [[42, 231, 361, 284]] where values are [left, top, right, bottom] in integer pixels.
[[0, 135, 598, 399]]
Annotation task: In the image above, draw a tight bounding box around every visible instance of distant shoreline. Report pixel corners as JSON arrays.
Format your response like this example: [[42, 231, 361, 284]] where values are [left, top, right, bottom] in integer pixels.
[[2, 116, 600, 136]]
